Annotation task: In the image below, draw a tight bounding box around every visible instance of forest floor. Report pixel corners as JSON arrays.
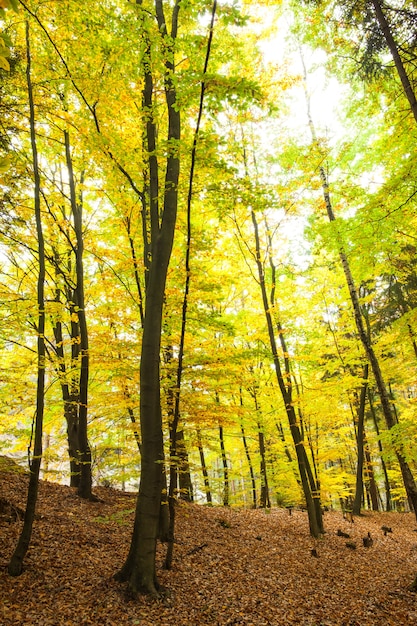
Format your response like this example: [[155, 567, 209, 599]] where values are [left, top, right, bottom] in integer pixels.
[[1, 469, 417, 625]]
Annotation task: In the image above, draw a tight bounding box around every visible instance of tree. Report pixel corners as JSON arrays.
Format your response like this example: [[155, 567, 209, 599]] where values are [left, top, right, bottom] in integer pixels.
[[8, 20, 45, 577], [114, 0, 181, 596], [248, 202, 323, 537]]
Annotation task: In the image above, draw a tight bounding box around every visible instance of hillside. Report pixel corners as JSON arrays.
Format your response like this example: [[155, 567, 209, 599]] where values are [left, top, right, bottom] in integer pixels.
[[1, 470, 417, 625]]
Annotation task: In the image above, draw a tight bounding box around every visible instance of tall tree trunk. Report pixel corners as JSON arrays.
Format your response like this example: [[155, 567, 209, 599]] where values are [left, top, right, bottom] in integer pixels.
[[163, 341, 179, 569], [116, 221, 176, 593], [115, 0, 181, 595], [8, 22, 45, 576], [238, 127, 321, 532], [291, 373, 322, 527]]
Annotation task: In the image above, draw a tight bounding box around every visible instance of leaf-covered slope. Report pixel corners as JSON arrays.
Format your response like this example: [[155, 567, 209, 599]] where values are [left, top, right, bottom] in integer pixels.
[[1, 471, 417, 625]]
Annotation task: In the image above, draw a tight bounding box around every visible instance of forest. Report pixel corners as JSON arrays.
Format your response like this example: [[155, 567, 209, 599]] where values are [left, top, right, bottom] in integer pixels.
[[1, 0, 417, 619]]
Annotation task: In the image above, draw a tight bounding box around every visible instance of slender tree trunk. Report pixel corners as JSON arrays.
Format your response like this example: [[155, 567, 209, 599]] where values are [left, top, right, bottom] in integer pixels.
[[257, 423, 270, 508], [8, 22, 45, 576], [125, 390, 141, 452], [125, 215, 145, 326], [219, 425, 229, 507], [238, 128, 321, 531], [197, 429, 212, 504], [368, 388, 391, 511], [67, 289, 82, 485], [407, 324, 417, 361], [240, 421, 257, 509], [250, 387, 270, 509], [166, 0, 217, 572], [170, 0, 216, 512], [291, 373, 322, 529], [163, 342, 179, 569], [353, 364, 369, 515], [250, 209, 321, 537], [177, 429, 193, 502], [364, 435, 379, 511], [267, 212, 323, 530]]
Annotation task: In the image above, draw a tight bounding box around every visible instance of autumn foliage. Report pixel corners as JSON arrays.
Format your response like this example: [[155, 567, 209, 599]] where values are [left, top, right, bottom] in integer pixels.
[[1, 0, 417, 614]]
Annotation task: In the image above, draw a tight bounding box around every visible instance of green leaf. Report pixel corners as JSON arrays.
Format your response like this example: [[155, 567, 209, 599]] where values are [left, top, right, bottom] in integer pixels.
[[0, 155, 11, 171]]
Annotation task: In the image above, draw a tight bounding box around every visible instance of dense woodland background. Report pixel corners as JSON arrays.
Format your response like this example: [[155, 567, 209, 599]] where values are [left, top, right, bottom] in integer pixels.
[[1, 0, 417, 605]]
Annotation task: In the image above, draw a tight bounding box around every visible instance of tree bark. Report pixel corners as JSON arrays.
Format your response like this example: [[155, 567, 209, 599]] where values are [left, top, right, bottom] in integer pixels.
[[276, 420, 294, 464], [258, 423, 270, 508]]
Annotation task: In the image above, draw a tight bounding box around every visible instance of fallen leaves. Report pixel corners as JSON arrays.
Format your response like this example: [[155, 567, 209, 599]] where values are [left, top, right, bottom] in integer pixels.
[[1, 471, 417, 624]]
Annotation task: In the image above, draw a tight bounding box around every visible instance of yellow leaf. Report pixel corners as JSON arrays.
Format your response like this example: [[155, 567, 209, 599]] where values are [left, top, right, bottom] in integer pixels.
[[0, 56, 10, 71]]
